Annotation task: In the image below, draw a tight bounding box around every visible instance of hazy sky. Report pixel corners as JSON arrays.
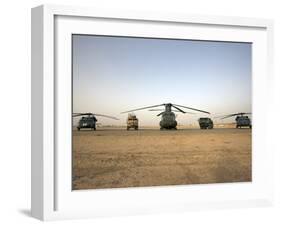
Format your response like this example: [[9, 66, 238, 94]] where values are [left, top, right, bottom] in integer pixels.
[[72, 35, 251, 126]]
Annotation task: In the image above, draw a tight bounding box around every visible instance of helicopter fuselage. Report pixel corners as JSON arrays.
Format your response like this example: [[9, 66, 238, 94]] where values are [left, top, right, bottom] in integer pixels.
[[77, 116, 97, 130], [159, 104, 177, 129], [160, 111, 177, 129], [235, 116, 251, 128]]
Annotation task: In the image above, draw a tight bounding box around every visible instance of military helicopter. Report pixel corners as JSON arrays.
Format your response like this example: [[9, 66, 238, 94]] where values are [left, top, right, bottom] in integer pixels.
[[221, 112, 252, 129], [73, 113, 119, 130], [121, 103, 210, 130]]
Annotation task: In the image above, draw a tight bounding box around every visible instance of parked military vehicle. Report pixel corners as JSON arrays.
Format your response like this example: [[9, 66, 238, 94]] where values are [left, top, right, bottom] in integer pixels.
[[126, 113, 139, 130], [73, 113, 119, 130], [221, 112, 252, 128], [198, 117, 214, 129], [121, 103, 210, 130]]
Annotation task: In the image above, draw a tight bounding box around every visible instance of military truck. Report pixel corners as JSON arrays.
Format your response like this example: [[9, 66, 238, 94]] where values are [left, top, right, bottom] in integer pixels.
[[198, 117, 213, 129], [127, 113, 138, 130]]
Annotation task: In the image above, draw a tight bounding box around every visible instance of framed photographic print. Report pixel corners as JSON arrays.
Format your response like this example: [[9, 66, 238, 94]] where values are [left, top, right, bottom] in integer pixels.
[[31, 4, 274, 221]]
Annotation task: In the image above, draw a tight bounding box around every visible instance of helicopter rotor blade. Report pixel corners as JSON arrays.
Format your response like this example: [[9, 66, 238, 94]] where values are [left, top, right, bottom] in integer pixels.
[[72, 112, 119, 120], [221, 112, 252, 119], [221, 115, 234, 119], [149, 109, 195, 114], [213, 115, 225, 119], [184, 112, 196, 114], [121, 104, 164, 114], [157, 112, 165, 117], [93, 114, 119, 120], [233, 112, 251, 116], [72, 113, 93, 117], [149, 109, 194, 113], [171, 105, 186, 114], [148, 109, 165, 111], [173, 104, 210, 114], [221, 113, 243, 119]]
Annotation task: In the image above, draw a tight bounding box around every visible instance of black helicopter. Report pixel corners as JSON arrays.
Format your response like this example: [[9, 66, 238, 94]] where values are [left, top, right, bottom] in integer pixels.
[[73, 113, 119, 130], [221, 112, 252, 129], [121, 103, 210, 130]]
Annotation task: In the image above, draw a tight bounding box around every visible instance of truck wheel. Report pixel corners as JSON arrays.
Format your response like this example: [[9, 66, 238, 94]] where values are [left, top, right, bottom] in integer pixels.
[[249, 125, 252, 129], [77, 127, 80, 131], [135, 127, 138, 130]]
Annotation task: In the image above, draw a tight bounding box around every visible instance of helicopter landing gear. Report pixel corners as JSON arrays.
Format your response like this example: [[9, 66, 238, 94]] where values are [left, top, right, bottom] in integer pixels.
[[160, 127, 177, 130]]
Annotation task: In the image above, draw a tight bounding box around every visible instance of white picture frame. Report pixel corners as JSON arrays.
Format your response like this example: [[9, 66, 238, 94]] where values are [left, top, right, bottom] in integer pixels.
[[31, 4, 274, 221]]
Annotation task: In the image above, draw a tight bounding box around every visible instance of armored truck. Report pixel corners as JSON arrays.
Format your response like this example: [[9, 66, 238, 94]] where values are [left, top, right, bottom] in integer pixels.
[[127, 113, 138, 130], [198, 117, 213, 129]]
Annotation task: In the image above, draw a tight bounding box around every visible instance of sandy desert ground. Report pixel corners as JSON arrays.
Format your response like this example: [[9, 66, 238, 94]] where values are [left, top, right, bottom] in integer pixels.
[[72, 127, 251, 190]]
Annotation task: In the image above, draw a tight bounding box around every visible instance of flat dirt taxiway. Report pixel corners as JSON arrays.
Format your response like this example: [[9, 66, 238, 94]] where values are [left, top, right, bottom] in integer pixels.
[[72, 127, 252, 190]]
